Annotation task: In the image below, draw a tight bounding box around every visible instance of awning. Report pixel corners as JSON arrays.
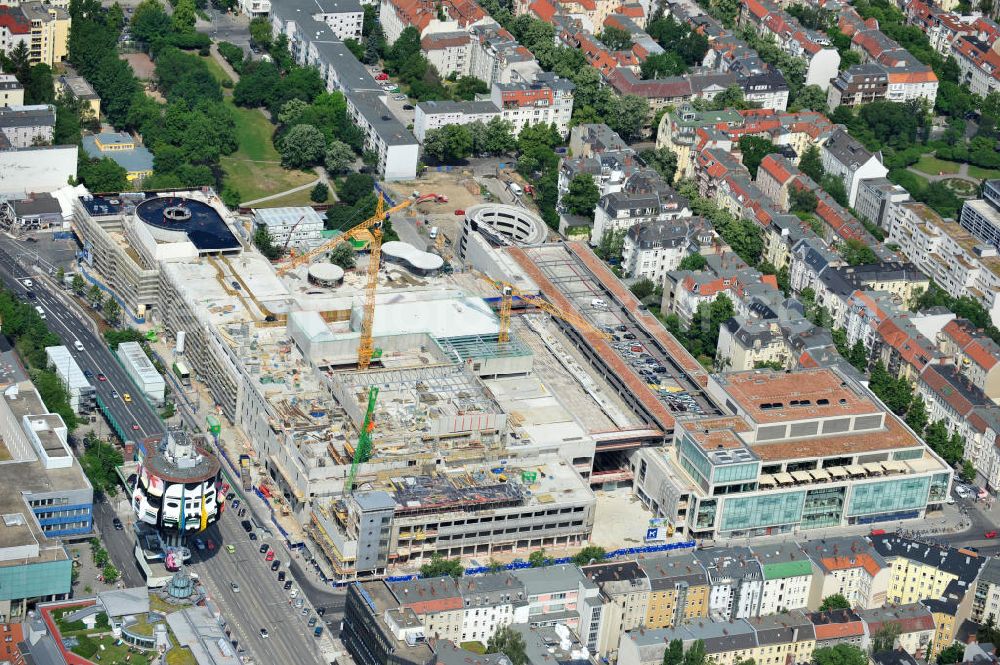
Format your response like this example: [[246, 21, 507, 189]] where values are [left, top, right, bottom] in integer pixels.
[[882, 460, 907, 473], [791, 470, 813, 483], [759, 474, 776, 487], [827, 466, 848, 478], [862, 462, 884, 475], [846, 464, 867, 476], [810, 468, 831, 481], [774, 472, 794, 485]]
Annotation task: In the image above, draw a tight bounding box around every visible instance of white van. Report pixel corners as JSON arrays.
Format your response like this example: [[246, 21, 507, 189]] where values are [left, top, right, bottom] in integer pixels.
[[74, 340, 84, 352], [591, 298, 608, 309], [429, 226, 439, 240], [508, 182, 523, 197], [34, 306, 45, 319]]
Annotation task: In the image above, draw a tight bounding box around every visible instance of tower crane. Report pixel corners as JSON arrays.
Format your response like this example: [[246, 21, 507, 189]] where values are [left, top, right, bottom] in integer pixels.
[[281, 214, 307, 253], [345, 386, 378, 495], [275, 192, 444, 368], [478, 274, 612, 346]]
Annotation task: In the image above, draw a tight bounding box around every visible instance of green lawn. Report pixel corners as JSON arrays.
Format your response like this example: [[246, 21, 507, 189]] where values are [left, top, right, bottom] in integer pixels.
[[220, 101, 316, 203], [913, 155, 961, 175], [200, 55, 233, 89], [166, 645, 198, 665], [71, 635, 132, 662], [254, 188, 323, 208], [968, 164, 1000, 180]]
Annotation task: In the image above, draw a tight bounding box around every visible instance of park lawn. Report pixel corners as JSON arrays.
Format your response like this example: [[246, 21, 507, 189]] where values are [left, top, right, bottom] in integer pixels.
[[914, 155, 961, 176], [220, 101, 316, 203], [200, 55, 233, 89], [969, 164, 1000, 180], [255, 188, 324, 208]]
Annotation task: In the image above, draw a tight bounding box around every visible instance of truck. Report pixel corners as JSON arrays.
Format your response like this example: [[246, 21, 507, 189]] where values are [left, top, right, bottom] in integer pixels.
[[239, 454, 252, 491]]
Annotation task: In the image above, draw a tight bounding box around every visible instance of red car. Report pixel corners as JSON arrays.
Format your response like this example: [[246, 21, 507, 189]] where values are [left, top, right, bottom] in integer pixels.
[[987, 531, 997, 539], [265, 550, 275, 562], [97, 373, 107, 381], [131, 423, 140, 431], [375, 73, 389, 80]]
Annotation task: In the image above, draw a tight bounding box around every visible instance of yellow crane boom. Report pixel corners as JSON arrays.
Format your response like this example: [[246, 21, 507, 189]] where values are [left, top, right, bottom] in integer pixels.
[[478, 275, 611, 343]]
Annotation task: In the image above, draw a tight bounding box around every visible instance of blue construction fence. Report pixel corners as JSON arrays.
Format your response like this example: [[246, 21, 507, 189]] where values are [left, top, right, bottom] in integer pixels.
[[382, 541, 697, 583], [372, 182, 397, 207], [77, 262, 145, 324]]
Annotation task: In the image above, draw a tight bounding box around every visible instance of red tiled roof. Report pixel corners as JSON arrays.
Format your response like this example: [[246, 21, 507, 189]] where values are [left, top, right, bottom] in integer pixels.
[[822, 553, 883, 577], [529, 0, 557, 21], [813, 622, 866, 641], [0, 7, 30, 34]]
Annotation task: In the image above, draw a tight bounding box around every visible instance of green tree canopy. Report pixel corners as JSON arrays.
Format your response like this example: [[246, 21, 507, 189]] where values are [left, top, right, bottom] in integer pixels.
[[419, 553, 463, 578], [487, 625, 527, 665], [563, 173, 600, 218], [679, 253, 707, 271], [819, 594, 851, 611], [812, 644, 867, 665], [279, 124, 326, 168]]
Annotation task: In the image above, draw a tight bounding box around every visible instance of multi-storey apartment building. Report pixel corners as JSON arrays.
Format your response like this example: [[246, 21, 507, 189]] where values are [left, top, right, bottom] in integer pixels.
[[888, 201, 1000, 327]]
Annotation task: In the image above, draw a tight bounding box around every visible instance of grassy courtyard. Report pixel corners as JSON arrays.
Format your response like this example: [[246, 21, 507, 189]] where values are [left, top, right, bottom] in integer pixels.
[[968, 164, 1000, 180], [219, 102, 316, 204], [913, 155, 961, 175]]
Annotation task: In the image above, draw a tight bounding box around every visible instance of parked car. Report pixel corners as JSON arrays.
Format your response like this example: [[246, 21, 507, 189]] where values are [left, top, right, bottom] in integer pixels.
[[259, 543, 269, 554], [277, 571, 286, 582], [271, 560, 281, 571], [987, 531, 997, 539], [113, 517, 123, 530]]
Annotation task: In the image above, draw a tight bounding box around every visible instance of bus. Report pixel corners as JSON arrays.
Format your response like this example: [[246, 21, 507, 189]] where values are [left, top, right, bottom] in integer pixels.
[[172, 361, 191, 387]]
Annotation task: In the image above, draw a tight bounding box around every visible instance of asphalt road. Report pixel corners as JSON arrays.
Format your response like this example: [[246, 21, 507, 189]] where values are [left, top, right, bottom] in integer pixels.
[[0, 240, 164, 439], [187, 515, 328, 665], [0, 236, 330, 664]]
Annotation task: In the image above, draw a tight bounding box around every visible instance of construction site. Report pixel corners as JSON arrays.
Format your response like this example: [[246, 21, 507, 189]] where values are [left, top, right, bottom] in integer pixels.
[[72, 187, 712, 579]]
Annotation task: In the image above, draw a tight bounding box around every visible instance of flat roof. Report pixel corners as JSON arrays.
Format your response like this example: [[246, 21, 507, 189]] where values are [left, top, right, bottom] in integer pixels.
[[348, 91, 418, 147], [117, 342, 164, 385], [717, 368, 878, 424], [135, 195, 240, 251]]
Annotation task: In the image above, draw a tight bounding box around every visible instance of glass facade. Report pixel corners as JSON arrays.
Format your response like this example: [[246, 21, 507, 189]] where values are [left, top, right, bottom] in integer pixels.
[[694, 499, 717, 530], [712, 462, 759, 484], [928, 473, 950, 503], [847, 476, 931, 517], [719, 490, 805, 533], [893, 449, 924, 461], [679, 435, 711, 492], [800, 486, 845, 530]]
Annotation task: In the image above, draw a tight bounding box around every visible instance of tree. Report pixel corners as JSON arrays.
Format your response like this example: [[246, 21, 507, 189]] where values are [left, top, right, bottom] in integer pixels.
[[738, 135, 776, 178], [799, 145, 825, 182], [103, 298, 121, 325], [869, 363, 913, 417], [840, 238, 878, 266], [871, 623, 903, 653], [682, 640, 706, 665], [630, 278, 657, 301], [452, 75, 489, 101], [423, 124, 474, 164], [847, 340, 867, 371], [130, 0, 172, 43], [338, 173, 375, 206], [640, 147, 678, 183], [599, 26, 633, 51], [487, 625, 527, 665], [279, 124, 326, 168], [962, 459, 977, 483], [311, 182, 330, 203], [905, 396, 928, 433], [479, 117, 517, 155], [819, 594, 851, 611], [25, 64, 54, 105], [793, 84, 828, 112], [329, 243, 356, 270], [78, 157, 128, 193], [253, 226, 282, 261], [87, 284, 102, 306], [324, 140, 355, 174], [663, 640, 684, 665], [812, 644, 867, 665], [791, 187, 818, 214], [249, 16, 273, 50], [528, 549, 553, 567], [419, 553, 463, 578], [937, 642, 965, 665], [596, 229, 626, 263], [72, 273, 85, 295], [570, 546, 606, 566], [679, 253, 707, 271], [607, 95, 648, 142], [822, 174, 849, 208], [171, 0, 197, 33], [563, 173, 600, 218], [80, 436, 125, 495], [102, 563, 120, 584]]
